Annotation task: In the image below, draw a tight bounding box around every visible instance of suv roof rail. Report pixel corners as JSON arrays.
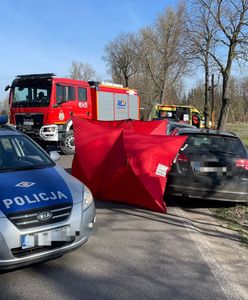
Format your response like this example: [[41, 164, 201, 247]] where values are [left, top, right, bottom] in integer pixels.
[[228, 131, 237, 137]]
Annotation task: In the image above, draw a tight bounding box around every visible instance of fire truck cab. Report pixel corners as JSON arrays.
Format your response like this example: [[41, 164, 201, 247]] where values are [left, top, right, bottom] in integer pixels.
[[7, 74, 140, 154]]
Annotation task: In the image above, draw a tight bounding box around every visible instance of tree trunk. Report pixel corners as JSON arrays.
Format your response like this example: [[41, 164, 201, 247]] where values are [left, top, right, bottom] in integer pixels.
[[217, 74, 231, 130], [204, 55, 211, 128], [159, 88, 164, 104], [161, 77, 168, 104], [124, 74, 129, 87]]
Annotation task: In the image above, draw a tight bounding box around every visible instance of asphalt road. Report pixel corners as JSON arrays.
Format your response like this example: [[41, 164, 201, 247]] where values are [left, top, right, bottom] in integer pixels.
[[0, 155, 247, 300]]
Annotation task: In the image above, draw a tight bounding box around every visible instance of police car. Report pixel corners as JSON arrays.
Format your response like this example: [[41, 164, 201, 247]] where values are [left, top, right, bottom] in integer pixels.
[[0, 116, 95, 270]]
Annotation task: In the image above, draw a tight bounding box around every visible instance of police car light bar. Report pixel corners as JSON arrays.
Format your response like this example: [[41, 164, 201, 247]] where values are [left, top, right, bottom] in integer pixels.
[[0, 115, 8, 125]]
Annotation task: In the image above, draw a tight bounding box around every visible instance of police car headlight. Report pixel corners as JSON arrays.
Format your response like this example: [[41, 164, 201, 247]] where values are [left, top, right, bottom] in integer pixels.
[[83, 185, 93, 211]]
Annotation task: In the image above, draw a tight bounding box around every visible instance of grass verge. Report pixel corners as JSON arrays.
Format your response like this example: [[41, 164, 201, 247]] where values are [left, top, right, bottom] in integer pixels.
[[226, 122, 248, 147], [210, 204, 248, 247], [210, 123, 248, 246]]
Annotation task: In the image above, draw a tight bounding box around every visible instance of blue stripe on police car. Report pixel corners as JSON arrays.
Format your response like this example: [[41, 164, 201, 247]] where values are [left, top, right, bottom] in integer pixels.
[[0, 167, 73, 215]]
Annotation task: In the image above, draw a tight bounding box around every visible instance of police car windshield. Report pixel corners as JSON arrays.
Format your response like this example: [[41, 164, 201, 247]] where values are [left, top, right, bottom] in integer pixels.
[[0, 135, 54, 171]]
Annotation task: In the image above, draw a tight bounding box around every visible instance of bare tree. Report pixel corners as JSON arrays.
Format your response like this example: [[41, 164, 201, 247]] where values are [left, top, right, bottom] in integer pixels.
[[69, 61, 96, 81], [196, 0, 248, 130], [102, 4, 190, 119], [241, 77, 248, 121], [138, 4, 189, 104], [186, 0, 219, 127], [187, 83, 205, 111], [0, 97, 9, 115], [103, 32, 138, 87]]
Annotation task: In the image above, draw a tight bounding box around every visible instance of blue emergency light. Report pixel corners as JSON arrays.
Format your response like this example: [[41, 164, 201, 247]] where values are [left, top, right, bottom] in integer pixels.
[[0, 115, 8, 125]]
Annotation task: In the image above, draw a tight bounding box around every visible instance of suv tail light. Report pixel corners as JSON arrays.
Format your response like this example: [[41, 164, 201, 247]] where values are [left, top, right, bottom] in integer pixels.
[[177, 153, 190, 175], [235, 159, 248, 170], [178, 153, 190, 162]]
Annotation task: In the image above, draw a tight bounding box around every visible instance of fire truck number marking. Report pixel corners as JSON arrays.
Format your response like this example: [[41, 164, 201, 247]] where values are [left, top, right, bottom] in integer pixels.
[[79, 102, 88, 108]]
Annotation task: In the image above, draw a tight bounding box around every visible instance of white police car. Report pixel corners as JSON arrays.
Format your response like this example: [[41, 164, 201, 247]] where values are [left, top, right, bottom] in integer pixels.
[[0, 116, 95, 270]]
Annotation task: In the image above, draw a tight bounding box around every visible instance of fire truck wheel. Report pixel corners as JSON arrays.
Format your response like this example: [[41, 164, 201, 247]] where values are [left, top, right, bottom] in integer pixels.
[[61, 130, 75, 155]]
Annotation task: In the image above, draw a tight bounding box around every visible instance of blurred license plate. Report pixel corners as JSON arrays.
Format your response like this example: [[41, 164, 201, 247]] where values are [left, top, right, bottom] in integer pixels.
[[191, 161, 226, 174], [23, 120, 34, 125], [21, 226, 70, 249]]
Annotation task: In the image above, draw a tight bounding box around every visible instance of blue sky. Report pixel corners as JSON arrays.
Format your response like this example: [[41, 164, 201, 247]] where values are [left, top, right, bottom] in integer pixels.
[[0, 0, 177, 100]]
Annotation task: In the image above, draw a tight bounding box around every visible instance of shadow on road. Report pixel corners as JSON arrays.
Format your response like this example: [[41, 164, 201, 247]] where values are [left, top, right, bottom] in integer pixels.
[[166, 195, 238, 209], [93, 199, 241, 244]]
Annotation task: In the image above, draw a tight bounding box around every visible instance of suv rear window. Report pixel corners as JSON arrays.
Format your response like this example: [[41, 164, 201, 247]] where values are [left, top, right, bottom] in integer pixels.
[[184, 134, 246, 157]]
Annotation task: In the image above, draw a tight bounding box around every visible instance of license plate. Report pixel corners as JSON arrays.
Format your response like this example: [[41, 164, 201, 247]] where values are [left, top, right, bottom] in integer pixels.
[[191, 163, 227, 175], [23, 121, 34, 125], [21, 226, 70, 249]]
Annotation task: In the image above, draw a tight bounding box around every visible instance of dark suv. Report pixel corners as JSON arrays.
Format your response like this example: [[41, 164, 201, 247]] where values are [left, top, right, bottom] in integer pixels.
[[165, 128, 248, 202]]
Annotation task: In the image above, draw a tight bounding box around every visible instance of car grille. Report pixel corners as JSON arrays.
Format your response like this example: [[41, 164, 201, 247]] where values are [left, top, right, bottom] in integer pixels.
[[15, 113, 44, 127], [11, 239, 75, 258], [7, 203, 72, 229]]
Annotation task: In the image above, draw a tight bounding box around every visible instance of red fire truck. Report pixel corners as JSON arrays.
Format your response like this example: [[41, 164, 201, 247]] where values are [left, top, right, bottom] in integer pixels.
[[6, 73, 140, 154]]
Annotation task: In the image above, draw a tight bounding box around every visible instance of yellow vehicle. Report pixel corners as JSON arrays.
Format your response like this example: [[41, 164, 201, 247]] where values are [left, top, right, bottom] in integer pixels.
[[152, 104, 205, 128]]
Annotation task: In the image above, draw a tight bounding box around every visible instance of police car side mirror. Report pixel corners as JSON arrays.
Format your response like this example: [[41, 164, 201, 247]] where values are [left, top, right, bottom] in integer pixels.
[[49, 151, 60, 161]]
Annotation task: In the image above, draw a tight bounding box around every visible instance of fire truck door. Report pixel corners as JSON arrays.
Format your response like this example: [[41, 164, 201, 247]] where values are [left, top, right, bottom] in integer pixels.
[[55, 84, 77, 121], [76, 86, 90, 118]]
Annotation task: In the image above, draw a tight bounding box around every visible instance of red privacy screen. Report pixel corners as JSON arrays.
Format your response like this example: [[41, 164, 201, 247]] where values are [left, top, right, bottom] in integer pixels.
[[72, 118, 187, 213]]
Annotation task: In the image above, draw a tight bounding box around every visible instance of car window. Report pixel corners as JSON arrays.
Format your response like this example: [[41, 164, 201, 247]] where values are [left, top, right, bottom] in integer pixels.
[[13, 85, 51, 103], [1, 138, 12, 151], [78, 87, 87, 101], [56, 85, 75, 103], [159, 110, 176, 119], [0, 135, 54, 171], [184, 135, 246, 157]]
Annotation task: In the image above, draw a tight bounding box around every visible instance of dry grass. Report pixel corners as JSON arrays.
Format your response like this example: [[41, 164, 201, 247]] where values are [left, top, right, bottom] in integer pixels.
[[226, 122, 248, 146], [211, 122, 248, 246], [211, 205, 248, 246]]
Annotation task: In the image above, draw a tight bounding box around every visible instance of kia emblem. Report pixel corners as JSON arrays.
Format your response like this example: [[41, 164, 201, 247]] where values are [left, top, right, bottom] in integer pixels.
[[37, 212, 53, 221]]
